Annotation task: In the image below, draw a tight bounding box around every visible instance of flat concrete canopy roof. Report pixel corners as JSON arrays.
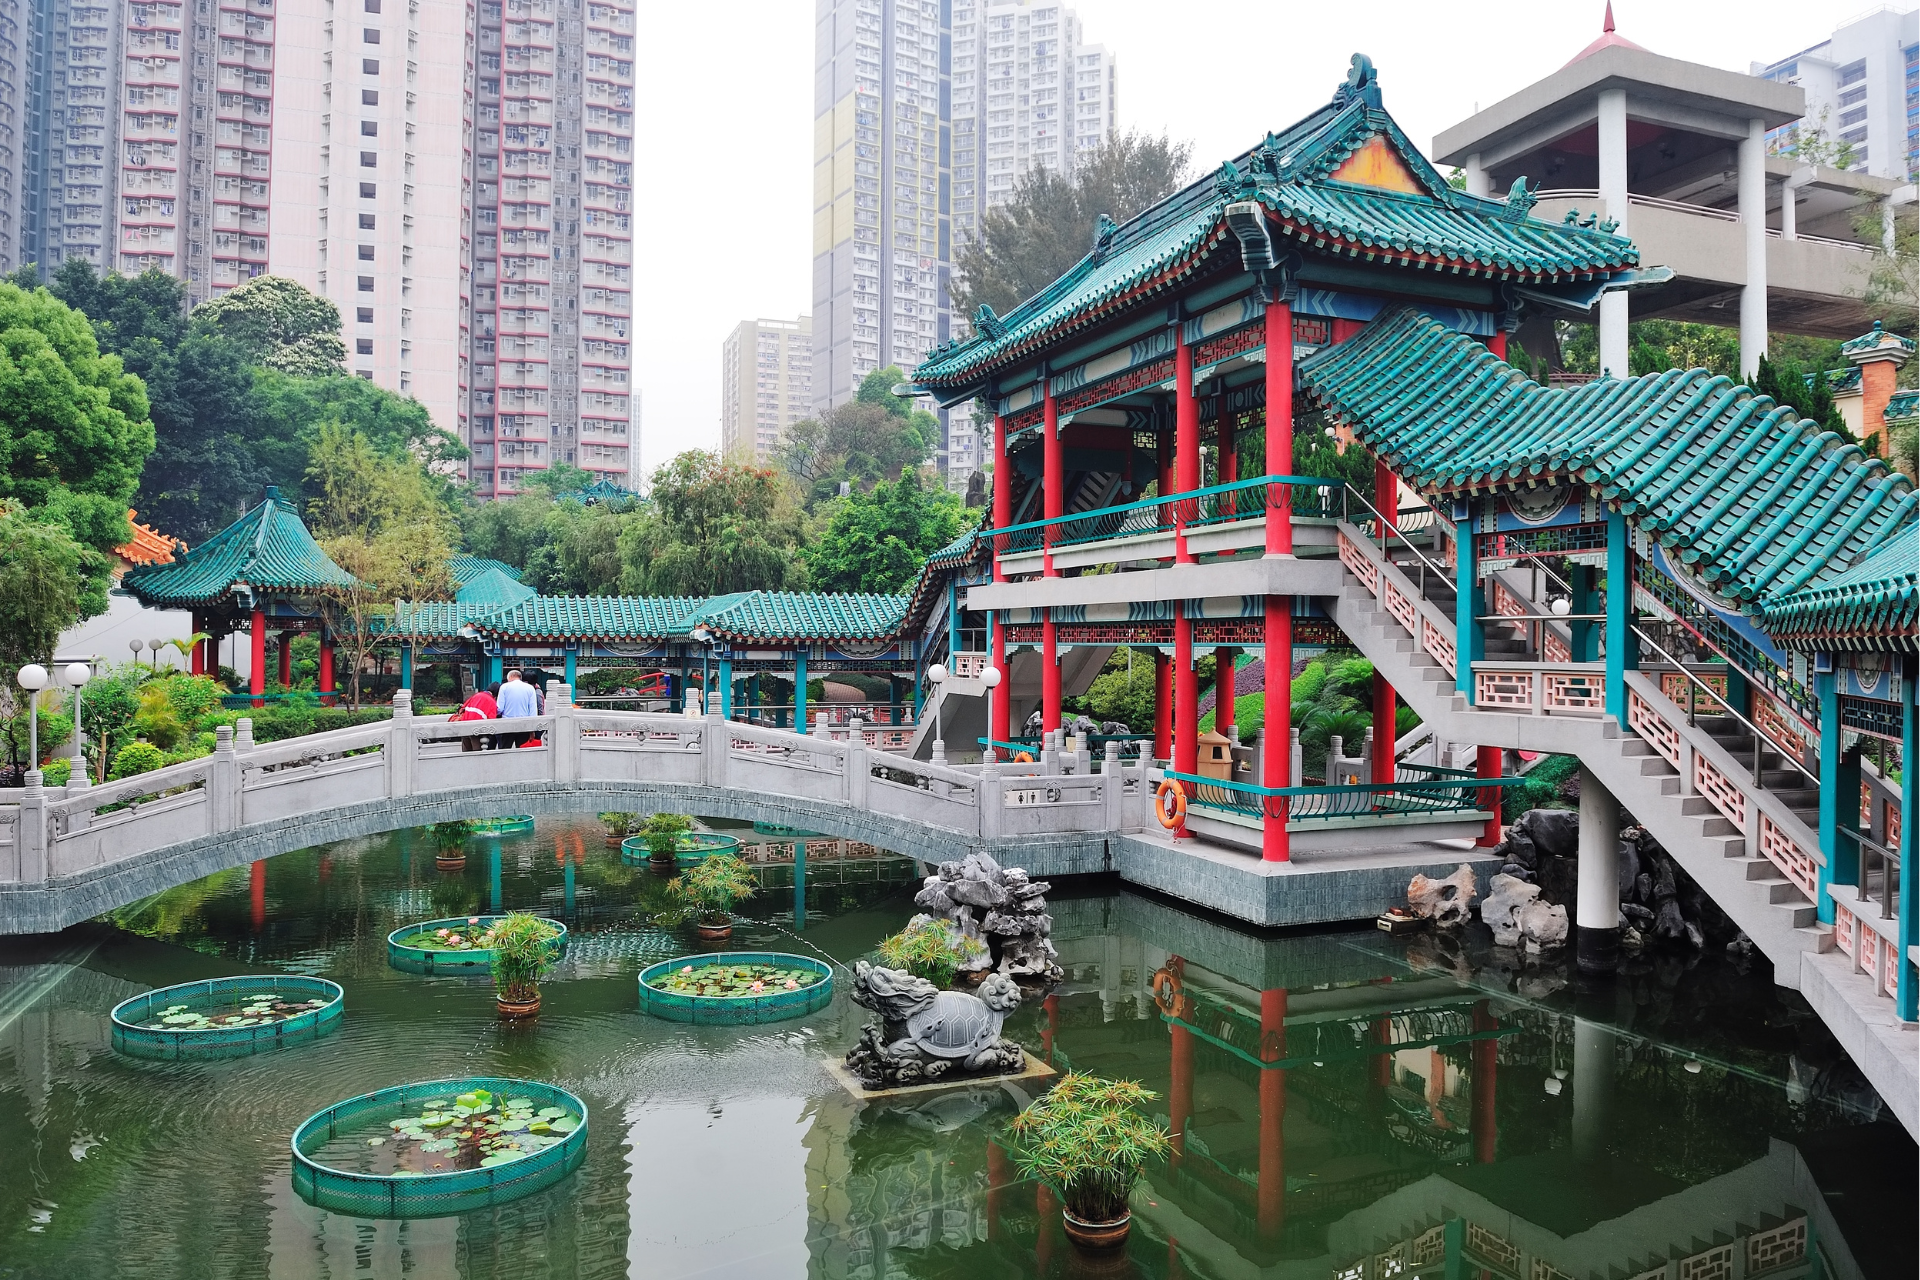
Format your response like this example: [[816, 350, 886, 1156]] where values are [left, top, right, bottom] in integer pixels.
[[1434, 44, 1805, 168]]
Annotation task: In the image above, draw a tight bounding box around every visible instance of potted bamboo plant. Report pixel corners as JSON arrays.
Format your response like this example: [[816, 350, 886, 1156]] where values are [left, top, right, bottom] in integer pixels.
[[598, 811, 638, 847], [489, 911, 561, 1019], [1008, 1073, 1171, 1249], [664, 854, 758, 941], [430, 819, 473, 871], [640, 812, 694, 869]]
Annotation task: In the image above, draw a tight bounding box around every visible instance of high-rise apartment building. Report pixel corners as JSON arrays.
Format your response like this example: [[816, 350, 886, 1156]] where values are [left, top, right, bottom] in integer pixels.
[[720, 316, 812, 463], [459, 0, 638, 498], [1756, 7, 1919, 182], [811, 0, 951, 417], [949, 0, 1114, 240]]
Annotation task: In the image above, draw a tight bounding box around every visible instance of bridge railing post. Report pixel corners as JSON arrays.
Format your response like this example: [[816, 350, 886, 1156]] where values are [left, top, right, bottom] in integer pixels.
[[1103, 741, 1126, 831], [390, 689, 414, 798], [978, 757, 1003, 840], [702, 703, 727, 789], [551, 683, 577, 783], [845, 718, 868, 809], [18, 771, 47, 884], [210, 725, 238, 832]]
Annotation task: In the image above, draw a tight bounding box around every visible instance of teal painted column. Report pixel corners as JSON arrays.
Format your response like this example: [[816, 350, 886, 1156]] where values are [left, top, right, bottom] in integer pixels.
[[794, 648, 808, 731], [1897, 658, 1916, 1020], [1453, 499, 1483, 702], [718, 656, 733, 718], [1603, 510, 1636, 721], [1443, 1217, 1466, 1280], [563, 644, 577, 688], [1724, 664, 1752, 719], [793, 838, 807, 932], [1815, 670, 1856, 924], [489, 845, 501, 913], [947, 578, 960, 651], [399, 644, 413, 691], [1568, 565, 1598, 662], [748, 672, 761, 720]]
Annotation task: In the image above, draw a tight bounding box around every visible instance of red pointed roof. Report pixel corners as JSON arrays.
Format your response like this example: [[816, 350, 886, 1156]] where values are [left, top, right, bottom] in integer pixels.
[[1565, 3, 1646, 67]]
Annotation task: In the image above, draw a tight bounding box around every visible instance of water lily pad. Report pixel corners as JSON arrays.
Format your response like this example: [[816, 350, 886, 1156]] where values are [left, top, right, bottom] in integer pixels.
[[500, 1118, 528, 1132], [536, 1107, 564, 1118], [549, 1118, 577, 1134]]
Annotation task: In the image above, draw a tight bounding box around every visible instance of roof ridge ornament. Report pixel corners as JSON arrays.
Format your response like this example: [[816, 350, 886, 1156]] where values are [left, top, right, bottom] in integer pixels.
[[1213, 158, 1256, 198], [973, 304, 1005, 339], [1331, 53, 1381, 109], [1499, 177, 1538, 222], [1090, 213, 1119, 263]]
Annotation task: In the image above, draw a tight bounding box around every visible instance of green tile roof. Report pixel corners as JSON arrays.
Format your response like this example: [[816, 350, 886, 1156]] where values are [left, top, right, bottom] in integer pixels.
[[1760, 533, 1916, 650], [456, 566, 537, 609], [479, 596, 706, 642], [382, 601, 485, 641], [698, 592, 910, 644], [1886, 389, 1917, 424], [1299, 306, 1917, 616], [1839, 321, 1916, 358], [120, 486, 360, 608], [913, 70, 1635, 390], [450, 556, 523, 587]]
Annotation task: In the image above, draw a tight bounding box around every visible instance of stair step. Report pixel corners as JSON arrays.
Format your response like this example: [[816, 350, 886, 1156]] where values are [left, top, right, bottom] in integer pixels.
[[1743, 858, 1780, 881]]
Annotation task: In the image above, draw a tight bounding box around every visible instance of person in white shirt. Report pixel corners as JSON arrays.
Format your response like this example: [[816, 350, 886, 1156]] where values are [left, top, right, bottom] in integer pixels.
[[496, 669, 540, 746]]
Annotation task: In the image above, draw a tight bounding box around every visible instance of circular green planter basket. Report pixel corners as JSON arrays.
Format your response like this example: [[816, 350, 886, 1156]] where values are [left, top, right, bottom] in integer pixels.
[[638, 951, 834, 1025], [618, 831, 741, 866], [469, 815, 535, 837], [111, 975, 344, 1060], [752, 821, 822, 837], [291, 1076, 588, 1218], [386, 916, 569, 975]]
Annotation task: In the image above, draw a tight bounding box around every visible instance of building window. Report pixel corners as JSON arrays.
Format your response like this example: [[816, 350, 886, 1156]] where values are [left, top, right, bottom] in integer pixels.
[[363, 58, 379, 74], [362, 90, 379, 105], [358, 275, 375, 291], [357, 307, 374, 322], [361, 121, 378, 136], [364, 27, 381, 43], [360, 182, 377, 198], [361, 151, 378, 167], [359, 213, 376, 229], [358, 245, 375, 260], [356, 338, 374, 354]]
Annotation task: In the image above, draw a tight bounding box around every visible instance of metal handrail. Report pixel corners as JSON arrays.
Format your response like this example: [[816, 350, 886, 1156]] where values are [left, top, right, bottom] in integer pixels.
[[1835, 826, 1902, 921], [1630, 623, 1818, 786], [1341, 483, 1450, 596], [1166, 768, 1517, 822], [987, 473, 1345, 556]]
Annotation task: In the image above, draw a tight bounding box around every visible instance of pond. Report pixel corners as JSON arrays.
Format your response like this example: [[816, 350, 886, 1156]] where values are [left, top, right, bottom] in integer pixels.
[[0, 814, 1911, 1279]]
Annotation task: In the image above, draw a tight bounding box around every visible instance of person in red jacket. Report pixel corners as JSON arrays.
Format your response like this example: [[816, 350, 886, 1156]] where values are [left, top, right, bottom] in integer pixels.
[[453, 683, 499, 751]]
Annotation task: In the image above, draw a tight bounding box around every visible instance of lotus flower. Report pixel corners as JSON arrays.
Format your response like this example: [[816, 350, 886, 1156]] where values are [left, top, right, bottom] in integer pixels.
[[682, 965, 694, 974], [468, 917, 481, 925], [750, 981, 765, 992], [437, 928, 451, 937], [783, 980, 798, 990]]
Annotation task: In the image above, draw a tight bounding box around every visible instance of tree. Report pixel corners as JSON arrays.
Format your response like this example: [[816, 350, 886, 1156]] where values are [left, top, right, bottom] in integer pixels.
[[250, 366, 465, 500], [953, 130, 1193, 319], [306, 422, 456, 706], [1751, 353, 1848, 441], [618, 450, 806, 595], [780, 368, 936, 505], [0, 503, 92, 771], [804, 467, 963, 593], [192, 275, 346, 376], [0, 280, 155, 614]]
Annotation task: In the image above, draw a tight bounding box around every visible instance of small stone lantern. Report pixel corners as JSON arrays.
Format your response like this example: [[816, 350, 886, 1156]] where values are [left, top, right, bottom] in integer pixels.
[[1196, 728, 1234, 780]]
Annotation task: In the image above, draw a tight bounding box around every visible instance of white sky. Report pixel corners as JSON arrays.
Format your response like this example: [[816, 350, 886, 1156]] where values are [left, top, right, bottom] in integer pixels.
[[630, 0, 1872, 475]]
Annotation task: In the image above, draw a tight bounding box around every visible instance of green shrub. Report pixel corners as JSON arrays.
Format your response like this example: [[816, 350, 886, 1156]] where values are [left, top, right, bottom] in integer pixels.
[[108, 740, 168, 780], [640, 812, 693, 859], [664, 854, 758, 926], [39, 757, 71, 786], [1503, 753, 1581, 820], [875, 919, 986, 988]]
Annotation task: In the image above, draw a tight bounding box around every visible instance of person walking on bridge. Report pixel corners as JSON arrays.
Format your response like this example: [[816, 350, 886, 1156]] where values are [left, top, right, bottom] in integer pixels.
[[454, 683, 498, 752], [497, 669, 539, 748]]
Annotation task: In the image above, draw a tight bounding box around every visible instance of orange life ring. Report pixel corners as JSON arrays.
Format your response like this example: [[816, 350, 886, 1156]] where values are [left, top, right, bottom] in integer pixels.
[[1155, 778, 1187, 829], [1014, 751, 1034, 763]]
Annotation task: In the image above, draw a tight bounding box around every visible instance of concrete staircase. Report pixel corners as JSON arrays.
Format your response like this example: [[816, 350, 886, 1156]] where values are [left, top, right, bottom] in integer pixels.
[[1330, 527, 1836, 986]]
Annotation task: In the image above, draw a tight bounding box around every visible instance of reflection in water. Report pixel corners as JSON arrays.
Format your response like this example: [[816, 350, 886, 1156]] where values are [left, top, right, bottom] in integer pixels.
[[0, 816, 1909, 1280]]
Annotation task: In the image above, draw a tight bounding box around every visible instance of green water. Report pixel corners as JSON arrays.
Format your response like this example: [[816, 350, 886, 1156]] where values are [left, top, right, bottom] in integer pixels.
[[0, 815, 1911, 1279]]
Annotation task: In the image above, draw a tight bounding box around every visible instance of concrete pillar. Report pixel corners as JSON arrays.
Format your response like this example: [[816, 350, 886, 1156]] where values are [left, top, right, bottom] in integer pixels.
[[1463, 152, 1490, 198], [1739, 117, 1769, 378], [1781, 165, 1814, 240], [1577, 765, 1621, 974], [1471, 1001, 1497, 1163], [1597, 88, 1630, 379], [1263, 599, 1291, 861], [1571, 1016, 1614, 1161]]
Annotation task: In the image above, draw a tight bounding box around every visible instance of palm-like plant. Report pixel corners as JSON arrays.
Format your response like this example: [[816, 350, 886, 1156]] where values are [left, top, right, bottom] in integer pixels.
[[1007, 1073, 1171, 1225], [489, 912, 560, 1002], [874, 919, 985, 988], [640, 812, 693, 860], [598, 811, 639, 838], [429, 819, 474, 854], [663, 854, 758, 927]]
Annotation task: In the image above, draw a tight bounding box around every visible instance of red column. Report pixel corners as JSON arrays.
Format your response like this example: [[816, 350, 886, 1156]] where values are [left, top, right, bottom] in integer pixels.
[[1213, 647, 1236, 739], [249, 859, 266, 932], [1488, 330, 1508, 360], [1157, 429, 1173, 534], [1169, 1024, 1193, 1167], [1263, 599, 1291, 861], [1373, 673, 1397, 791], [318, 628, 335, 704], [278, 633, 293, 689], [1174, 322, 1199, 563], [1265, 300, 1294, 555], [1041, 612, 1060, 734], [249, 609, 266, 706], [189, 613, 203, 675], [1042, 378, 1061, 578], [1154, 649, 1172, 762], [1331, 317, 1363, 344], [1257, 988, 1287, 1240], [1376, 455, 1398, 540], [986, 1141, 1009, 1241], [1035, 1184, 1060, 1275], [992, 413, 1010, 584], [1371, 1015, 1393, 1089], [1216, 404, 1237, 516], [990, 616, 1010, 752], [1471, 1000, 1498, 1164], [1476, 744, 1503, 846], [1174, 604, 1196, 830], [1041, 992, 1059, 1063]]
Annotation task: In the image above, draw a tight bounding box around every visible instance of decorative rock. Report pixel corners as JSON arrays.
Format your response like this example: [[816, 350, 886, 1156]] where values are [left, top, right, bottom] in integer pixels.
[[1405, 864, 1478, 928], [1480, 873, 1541, 948], [843, 961, 1027, 1089], [913, 853, 1063, 983], [1528, 809, 1580, 859], [1515, 899, 1569, 951]]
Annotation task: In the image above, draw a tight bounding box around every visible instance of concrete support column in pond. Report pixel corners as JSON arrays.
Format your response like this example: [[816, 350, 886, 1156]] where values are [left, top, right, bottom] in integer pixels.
[[1577, 764, 1621, 974], [1571, 1015, 1615, 1161]]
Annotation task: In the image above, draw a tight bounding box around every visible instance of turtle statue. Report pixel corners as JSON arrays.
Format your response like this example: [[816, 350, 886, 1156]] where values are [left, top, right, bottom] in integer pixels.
[[844, 961, 1027, 1089]]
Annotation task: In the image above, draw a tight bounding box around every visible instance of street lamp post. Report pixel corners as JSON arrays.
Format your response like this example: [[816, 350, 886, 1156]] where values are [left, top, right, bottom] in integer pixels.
[[980, 664, 1003, 763], [64, 662, 92, 784], [16, 664, 47, 776], [925, 663, 948, 764]]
